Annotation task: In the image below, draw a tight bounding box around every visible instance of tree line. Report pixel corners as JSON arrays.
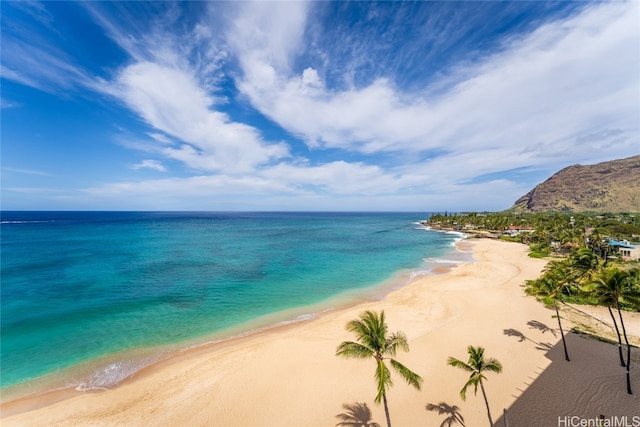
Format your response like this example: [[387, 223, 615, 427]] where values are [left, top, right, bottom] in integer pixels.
[[427, 211, 640, 259]]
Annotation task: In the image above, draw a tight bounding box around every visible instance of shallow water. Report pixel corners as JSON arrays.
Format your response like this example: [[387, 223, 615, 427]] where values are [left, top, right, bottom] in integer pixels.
[[0, 211, 465, 395]]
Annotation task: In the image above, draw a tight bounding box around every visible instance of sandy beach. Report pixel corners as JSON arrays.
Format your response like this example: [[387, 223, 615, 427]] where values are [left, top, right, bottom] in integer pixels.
[[2, 239, 638, 426]]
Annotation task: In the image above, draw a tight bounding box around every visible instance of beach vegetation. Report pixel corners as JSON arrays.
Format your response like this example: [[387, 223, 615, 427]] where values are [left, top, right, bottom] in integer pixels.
[[428, 210, 640, 397], [528, 248, 550, 258], [529, 260, 574, 361], [336, 310, 423, 427], [447, 346, 502, 427], [524, 250, 639, 309], [583, 267, 640, 395], [426, 211, 639, 259]]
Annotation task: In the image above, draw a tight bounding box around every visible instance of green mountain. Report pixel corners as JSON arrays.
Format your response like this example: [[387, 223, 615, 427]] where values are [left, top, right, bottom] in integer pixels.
[[510, 155, 640, 213]]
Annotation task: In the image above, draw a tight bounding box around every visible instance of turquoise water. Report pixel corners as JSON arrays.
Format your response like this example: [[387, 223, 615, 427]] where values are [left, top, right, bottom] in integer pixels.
[[1, 212, 464, 396]]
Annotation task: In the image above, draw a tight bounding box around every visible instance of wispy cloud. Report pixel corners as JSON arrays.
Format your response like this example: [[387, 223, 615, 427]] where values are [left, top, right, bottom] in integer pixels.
[[3, 1, 638, 210], [130, 160, 167, 172], [81, 169, 527, 212], [5, 187, 60, 194], [79, 1, 640, 209], [231, 1, 639, 179], [1, 98, 21, 109], [0, 18, 98, 95], [112, 61, 291, 173], [1, 167, 51, 177]]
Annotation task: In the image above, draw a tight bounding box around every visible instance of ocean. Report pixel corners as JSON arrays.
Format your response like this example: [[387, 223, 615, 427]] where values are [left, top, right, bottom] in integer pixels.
[[0, 211, 467, 399]]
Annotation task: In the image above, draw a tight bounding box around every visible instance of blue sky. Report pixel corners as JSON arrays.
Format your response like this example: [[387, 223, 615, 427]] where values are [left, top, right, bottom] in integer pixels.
[[1, 1, 638, 211]]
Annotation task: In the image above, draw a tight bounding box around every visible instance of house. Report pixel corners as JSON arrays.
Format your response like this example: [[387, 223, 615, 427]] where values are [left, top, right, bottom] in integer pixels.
[[620, 246, 640, 261], [608, 239, 640, 261], [504, 225, 535, 237]]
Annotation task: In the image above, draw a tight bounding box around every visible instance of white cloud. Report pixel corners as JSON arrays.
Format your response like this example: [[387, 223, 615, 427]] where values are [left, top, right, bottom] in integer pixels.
[[0, 98, 21, 109], [79, 167, 527, 212], [226, 1, 309, 73], [1, 167, 52, 176], [131, 160, 167, 172], [5, 1, 638, 211], [147, 133, 173, 145], [74, 1, 640, 210], [261, 161, 414, 195], [114, 61, 291, 173], [0, 30, 103, 95], [232, 1, 639, 183]]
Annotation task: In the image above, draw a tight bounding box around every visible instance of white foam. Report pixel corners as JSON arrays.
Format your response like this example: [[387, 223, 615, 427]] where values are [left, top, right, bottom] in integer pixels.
[[426, 258, 466, 264], [409, 269, 434, 279], [72, 355, 164, 392], [273, 313, 318, 327], [294, 313, 317, 321]]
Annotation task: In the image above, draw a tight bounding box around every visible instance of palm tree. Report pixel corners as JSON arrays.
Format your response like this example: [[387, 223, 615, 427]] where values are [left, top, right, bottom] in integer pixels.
[[426, 402, 466, 427], [586, 267, 640, 395], [583, 268, 628, 368], [335, 402, 381, 427], [540, 261, 573, 361], [448, 346, 503, 427], [568, 248, 600, 281], [336, 310, 423, 427]]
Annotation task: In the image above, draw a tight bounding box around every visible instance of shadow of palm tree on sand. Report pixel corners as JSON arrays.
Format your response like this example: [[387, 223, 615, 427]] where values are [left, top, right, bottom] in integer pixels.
[[426, 402, 466, 427], [535, 342, 554, 351], [504, 326, 557, 353], [503, 328, 534, 343], [335, 402, 381, 427], [527, 320, 558, 337]]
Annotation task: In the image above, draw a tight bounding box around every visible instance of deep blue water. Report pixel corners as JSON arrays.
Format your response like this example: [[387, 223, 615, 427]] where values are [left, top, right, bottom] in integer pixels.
[[0, 211, 464, 395]]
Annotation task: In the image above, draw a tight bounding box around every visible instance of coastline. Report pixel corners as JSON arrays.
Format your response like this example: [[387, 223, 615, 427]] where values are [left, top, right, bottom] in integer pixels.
[[2, 239, 637, 426], [1, 227, 470, 409]]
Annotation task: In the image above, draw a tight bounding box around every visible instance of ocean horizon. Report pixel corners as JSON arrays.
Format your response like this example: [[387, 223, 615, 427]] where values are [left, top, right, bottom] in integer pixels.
[[0, 211, 468, 400]]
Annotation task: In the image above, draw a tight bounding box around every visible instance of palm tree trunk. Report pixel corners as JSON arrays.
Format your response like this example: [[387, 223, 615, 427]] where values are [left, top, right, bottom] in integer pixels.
[[479, 380, 494, 427], [555, 300, 570, 362], [382, 391, 392, 427], [616, 303, 633, 395], [607, 306, 626, 367]]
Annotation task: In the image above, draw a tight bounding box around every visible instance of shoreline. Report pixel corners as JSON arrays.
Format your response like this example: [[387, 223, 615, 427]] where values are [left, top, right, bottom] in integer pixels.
[[1, 233, 472, 412], [4, 239, 636, 426]]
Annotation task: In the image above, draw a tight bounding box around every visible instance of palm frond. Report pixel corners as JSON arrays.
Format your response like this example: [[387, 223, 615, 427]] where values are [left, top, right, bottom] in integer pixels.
[[483, 357, 503, 373], [337, 310, 422, 412], [449, 345, 502, 401], [389, 358, 423, 390], [345, 318, 376, 349], [467, 345, 486, 366], [385, 331, 409, 356], [374, 358, 392, 404], [588, 267, 640, 310], [447, 357, 473, 372], [346, 310, 388, 351], [336, 341, 375, 359], [458, 377, 472, 401]]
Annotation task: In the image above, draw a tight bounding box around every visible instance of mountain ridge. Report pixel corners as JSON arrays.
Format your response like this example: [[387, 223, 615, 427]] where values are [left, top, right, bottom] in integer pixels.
[[510, 155, 640, 213]]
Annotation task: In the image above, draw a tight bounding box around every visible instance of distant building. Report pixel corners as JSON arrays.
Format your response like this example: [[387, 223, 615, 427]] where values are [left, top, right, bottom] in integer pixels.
[[504, 225, 535, 237], [620, 246, 640, 261], [607, 239, 640, 261]]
